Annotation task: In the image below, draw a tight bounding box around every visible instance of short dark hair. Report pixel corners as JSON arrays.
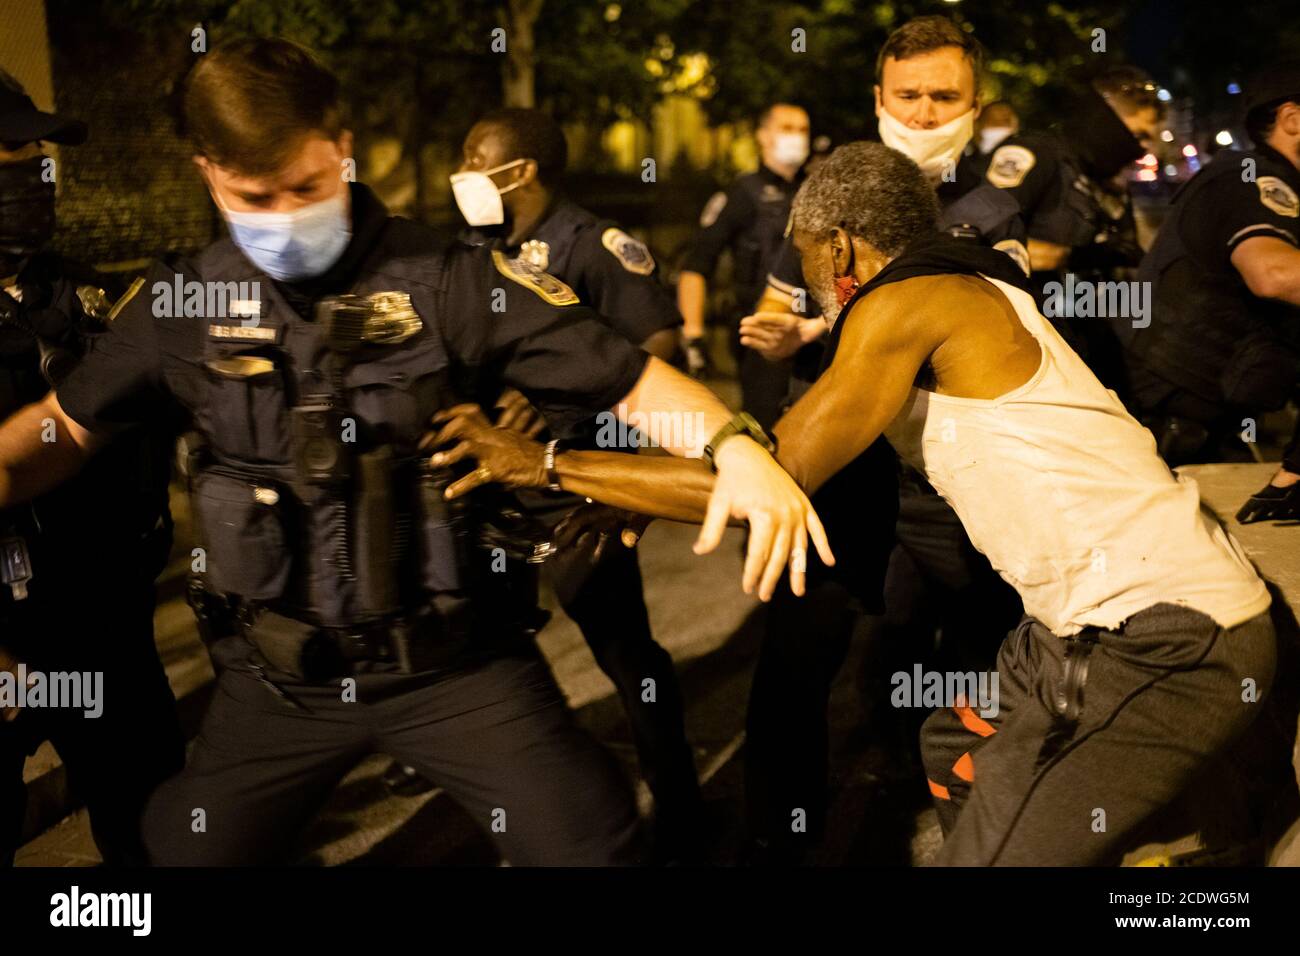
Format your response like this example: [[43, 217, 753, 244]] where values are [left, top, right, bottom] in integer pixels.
[[791, 141, 939, 258], [476, 108, 568, 186], [183, 37, 342, 176], [1246, 98, 1298, 149], [874, 15, 984, 93], [1092, 66, 1165, 119], [757, 102, 807, 129]]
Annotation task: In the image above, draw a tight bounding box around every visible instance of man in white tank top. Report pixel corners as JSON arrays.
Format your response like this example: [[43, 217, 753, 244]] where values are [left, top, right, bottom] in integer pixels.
[[427, 142, 1279, 865]]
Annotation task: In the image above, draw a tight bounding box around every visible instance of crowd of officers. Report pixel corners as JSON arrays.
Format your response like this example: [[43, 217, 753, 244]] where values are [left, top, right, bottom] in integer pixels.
[[1, 13, 1298, 866]]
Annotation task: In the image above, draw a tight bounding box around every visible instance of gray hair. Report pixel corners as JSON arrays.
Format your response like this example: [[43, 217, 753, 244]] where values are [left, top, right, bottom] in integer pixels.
[[791, 141, 939, 257]]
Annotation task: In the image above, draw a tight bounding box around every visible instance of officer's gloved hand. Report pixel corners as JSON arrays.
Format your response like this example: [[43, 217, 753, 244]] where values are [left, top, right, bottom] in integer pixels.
[[684, 336, 711, 378], [1236, 469, 1300, 524]]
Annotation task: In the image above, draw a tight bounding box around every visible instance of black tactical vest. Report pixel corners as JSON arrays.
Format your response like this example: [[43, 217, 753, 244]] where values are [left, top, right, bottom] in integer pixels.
[[1123, 149, 1300, 412], [187, 222, 530, 641]]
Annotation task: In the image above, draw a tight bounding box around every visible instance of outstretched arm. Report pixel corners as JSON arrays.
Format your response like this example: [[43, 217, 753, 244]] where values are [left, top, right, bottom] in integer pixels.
[[0, 392, 103, 508]]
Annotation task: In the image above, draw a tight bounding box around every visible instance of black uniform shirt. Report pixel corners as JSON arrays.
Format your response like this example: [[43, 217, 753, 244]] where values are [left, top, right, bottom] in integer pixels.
[[683, 163, 802, 313], [56, 183, 648, 444], [464, 198, 680, 348], [1125, 144, 1300, 412]]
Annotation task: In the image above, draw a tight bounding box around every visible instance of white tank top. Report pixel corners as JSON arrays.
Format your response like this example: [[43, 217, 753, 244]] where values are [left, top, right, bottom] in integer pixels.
[[882, 275, 1270, 636]]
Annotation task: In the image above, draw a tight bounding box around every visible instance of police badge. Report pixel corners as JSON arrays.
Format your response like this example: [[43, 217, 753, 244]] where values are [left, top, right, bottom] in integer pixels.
[[518, 239, 550, 271]]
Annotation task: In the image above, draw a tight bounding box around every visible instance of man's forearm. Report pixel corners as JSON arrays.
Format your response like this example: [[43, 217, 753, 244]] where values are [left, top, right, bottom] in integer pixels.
[[677, 271, 708, 340], [555, 450, 716, 522], [0, 394, 96, 508]]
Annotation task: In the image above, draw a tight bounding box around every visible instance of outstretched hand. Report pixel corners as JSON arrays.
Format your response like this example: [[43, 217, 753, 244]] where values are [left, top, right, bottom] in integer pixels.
[[422, 404, 548, 499], [694, 436, 834, 601]]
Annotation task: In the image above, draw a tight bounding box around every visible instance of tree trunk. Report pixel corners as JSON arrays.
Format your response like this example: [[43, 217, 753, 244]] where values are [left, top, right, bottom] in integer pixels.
[[501, 0, 542, 107]]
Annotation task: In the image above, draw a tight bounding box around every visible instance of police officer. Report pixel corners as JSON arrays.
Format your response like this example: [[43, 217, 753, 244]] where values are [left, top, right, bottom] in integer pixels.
[[0, 70, 181, 865], [1120, 61, 1300, 522], [984, 66, 1164, 389], [380, 107, 704, 858], [0, 39, 820, 866], [678, 102, 810, 428]]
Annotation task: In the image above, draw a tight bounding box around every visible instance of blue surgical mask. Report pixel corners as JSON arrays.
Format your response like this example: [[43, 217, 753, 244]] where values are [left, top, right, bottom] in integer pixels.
[[220, 188, 352, 281]]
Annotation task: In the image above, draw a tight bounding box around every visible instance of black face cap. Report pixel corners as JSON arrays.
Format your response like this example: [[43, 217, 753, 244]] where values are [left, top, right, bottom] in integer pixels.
[[0, 74, 87, 147], [1244, 60, 1300, 118]]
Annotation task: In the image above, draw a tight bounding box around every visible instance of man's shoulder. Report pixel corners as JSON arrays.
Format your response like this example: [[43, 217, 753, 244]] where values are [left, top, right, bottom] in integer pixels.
[[985, 133, 1063, 189]]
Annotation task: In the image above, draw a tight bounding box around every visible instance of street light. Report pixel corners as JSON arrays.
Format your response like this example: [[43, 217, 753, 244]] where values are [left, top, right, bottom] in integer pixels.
[[1215, 130, 1234, 147]]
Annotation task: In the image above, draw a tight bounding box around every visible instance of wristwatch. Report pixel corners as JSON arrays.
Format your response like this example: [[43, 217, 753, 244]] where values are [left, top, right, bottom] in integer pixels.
[[703, 412, 777, 472]]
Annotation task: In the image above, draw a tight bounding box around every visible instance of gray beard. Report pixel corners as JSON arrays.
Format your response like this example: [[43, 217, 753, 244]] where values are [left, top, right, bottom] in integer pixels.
[[811, 279, 841, 330]]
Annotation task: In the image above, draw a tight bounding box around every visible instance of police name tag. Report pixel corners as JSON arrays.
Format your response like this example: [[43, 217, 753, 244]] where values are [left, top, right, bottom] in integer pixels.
[[207, 323, 281, 343]]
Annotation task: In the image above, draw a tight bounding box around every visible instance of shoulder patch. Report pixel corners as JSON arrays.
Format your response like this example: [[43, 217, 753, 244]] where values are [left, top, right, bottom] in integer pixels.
[[699, 191, 728, 227], [490, 249, 580, 306], [1257, 176, 1299, 218], [600, 228, 655, 276], [986, 145, 1037, 189]]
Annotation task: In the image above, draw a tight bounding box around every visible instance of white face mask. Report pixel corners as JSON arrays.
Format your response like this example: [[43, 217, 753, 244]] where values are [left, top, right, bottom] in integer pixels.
[[877, 107, 976, 182], [771, 132, 810, 168], [449, 159, 526, 227], [978, 126, 1014, 155]]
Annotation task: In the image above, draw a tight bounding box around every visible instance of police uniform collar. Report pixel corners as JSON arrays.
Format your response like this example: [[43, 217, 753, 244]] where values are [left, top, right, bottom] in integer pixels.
[[1252, 142, 1300, 186], [757, 162, 799, 186]]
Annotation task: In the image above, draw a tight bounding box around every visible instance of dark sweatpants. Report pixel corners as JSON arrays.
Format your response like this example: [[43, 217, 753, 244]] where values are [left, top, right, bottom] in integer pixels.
[[921, 603, 1276, 866], [142, 636, 642, 866]]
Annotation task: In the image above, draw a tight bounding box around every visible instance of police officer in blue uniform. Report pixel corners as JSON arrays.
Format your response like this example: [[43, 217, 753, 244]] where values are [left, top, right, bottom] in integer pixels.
[[380, 107, 705, 858], [1120, 61, 1300, 521], [984, 67, 1164, 390], [0, 71, 181, 865], [678, 103, 811, 428], [0, 40, 821, 866]]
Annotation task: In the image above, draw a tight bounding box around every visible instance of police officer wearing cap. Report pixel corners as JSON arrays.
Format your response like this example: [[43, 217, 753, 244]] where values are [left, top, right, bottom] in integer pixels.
[[1120, 60, 1300, 523], [984, 66, 1164, 389], [380, 107, 705, 859], [678, 102, 811, 428], [0, 69, 181, 864], [0, 39, 819, 866]]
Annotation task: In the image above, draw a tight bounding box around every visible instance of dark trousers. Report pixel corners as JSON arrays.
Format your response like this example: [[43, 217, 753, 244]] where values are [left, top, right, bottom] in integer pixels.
[[141, 637, 641, 866], [743, 442, 899, 857], [921, 604, 1277, 865], [1, 580, 183, 866], [550, 543, 701, 835], [744, 576, 857, 855]]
